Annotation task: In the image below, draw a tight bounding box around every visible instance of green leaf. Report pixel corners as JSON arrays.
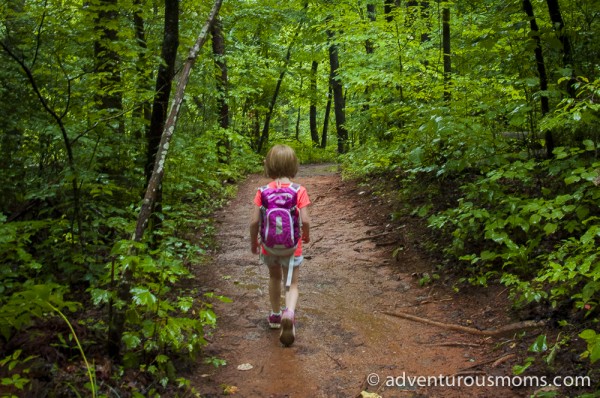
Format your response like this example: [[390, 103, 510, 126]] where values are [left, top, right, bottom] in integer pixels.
[[544, 223, 558, 235], [122, 333, 141, 349], [591, 343, 600, 364], [583, 140, 595, 151], [529, 334, 548, 353], [529, 214, 542, 225], [564, 175, 580, 185], [131, 287, 157, 307], [513, 357, 533, 375], [581, 226, 600, 244], [579, 329, 597, 341]]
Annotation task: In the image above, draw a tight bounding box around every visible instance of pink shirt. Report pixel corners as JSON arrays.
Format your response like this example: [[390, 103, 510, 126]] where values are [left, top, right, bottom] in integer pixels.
[[254, 181, 310, 256]]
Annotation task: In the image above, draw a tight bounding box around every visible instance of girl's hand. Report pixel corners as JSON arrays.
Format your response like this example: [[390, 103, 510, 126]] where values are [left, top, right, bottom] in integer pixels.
[[251, 240, 260, 254]]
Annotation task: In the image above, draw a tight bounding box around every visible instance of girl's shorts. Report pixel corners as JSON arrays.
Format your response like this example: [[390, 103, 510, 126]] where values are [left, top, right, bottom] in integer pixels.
[[260, 254, 304, 268]]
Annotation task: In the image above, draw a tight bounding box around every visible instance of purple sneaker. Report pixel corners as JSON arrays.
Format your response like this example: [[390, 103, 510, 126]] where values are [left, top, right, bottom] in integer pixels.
[[268, 312, 282, 329], [280, 309, 295, 347]]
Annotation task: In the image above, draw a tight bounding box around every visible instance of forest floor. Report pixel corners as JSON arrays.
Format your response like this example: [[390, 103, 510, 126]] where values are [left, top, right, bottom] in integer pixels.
[[189, 164, 546, 398]]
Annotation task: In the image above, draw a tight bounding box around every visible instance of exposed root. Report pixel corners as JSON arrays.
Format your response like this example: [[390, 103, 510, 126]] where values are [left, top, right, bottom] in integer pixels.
[[492, 353, 517, 368], [383, 311, 546, 337]]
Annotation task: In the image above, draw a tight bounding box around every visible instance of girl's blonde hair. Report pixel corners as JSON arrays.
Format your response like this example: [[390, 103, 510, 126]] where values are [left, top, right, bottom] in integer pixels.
[[264, 144, 299, 179]]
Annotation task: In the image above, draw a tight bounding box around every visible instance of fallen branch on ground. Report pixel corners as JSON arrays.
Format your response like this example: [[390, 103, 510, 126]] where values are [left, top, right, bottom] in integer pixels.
[[383, 311, 546, 337]]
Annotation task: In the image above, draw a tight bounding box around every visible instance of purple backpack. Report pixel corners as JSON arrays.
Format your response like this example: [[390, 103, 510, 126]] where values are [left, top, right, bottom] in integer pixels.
[[259, 183, 301, 256]]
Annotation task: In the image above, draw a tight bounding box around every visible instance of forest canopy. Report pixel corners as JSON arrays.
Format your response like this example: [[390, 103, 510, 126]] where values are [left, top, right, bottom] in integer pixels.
[[1, 0, 599, 395]]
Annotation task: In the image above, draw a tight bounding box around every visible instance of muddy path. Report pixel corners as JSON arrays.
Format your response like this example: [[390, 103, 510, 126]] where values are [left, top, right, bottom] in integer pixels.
[[191, 164, 537, 397]]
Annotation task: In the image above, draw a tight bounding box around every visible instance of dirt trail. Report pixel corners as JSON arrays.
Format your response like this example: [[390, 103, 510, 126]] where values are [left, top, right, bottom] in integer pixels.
[[192, 164, 535, 397]]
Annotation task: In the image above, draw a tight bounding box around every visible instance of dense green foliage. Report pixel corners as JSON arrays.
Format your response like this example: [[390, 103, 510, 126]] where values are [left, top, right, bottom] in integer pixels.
[[339, 0, 600, 391], [1, 0, 599, 395]]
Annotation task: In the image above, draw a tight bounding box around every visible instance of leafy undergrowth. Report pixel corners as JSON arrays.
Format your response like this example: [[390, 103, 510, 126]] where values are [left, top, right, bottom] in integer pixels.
[[341, 132, 600, 395], [0, 202, 235, 397], [348, 167, 600, 397]]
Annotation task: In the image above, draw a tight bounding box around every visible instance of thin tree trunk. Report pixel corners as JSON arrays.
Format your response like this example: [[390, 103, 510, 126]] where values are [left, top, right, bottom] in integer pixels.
[[545, 0, 575, 98], [295, 107, 301, 142], [132, 0, 151, 141], [211, 16, 231, 160], [94, 0, 124, 169], [211, 16, 229, 130], [442, 6, 451, 102], [107, 0, 223, 360], [309, 60, 319, 146], [146, 0, 179, 184], [321, 83, 333, 149], [366, 3, 376, 53], [360, 3, 378, 145], [257, 28, 299, 153], [523, 0, 553, 157], [327, 25, 348, 154], [420, 1, 431, 44]]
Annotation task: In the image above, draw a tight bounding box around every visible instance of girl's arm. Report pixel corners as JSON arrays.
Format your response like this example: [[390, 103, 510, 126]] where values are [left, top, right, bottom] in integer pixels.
[[249, 206, 261, 254], [299, 207, 310, 243]]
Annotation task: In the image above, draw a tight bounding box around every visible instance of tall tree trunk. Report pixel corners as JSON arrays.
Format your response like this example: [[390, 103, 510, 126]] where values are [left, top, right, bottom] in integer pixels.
[[106, 0, 222, 360], [545, 0, 575, 97], [362, 3, 377, 145], [211, 16, 229, 130], [309, 60, 319, 146], [366, 3, 376, 53], [253, 110, 261, 150], [523, 0, 553, 157], [93, 0, 124, 169], [321, 83, 333, 149], [211, 16, 231, 160], [94, 0, 121, 113], [133, 0, 151, 141], [146, 0, 179, 184], [327, 27, 348, 154], [442, 6, 451, 102], [295, 107, 301, 142], [420, 1, 431, 44], [257, 29, 299, 153]]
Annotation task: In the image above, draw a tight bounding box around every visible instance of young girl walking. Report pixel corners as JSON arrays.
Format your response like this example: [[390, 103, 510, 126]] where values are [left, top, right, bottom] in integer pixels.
[[249, 145, 311, 347]]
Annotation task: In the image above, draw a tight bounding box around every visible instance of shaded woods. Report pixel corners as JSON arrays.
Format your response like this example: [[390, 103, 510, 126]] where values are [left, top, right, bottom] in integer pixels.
[[1, 0, 599, 396]]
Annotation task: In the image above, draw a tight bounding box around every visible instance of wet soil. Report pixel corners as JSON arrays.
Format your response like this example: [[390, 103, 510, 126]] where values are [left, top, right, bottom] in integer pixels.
[[191, 164, 540, 397]]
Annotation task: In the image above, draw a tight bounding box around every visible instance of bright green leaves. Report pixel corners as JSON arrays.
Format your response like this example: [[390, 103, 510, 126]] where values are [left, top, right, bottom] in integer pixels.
[[427, 144, 600, 305], [0, 283, 79, 341], [579, 329, 600, 364]]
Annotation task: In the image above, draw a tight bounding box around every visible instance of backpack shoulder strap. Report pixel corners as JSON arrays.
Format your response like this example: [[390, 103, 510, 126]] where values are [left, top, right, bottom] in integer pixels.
[[289, 183, 301, 192]]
